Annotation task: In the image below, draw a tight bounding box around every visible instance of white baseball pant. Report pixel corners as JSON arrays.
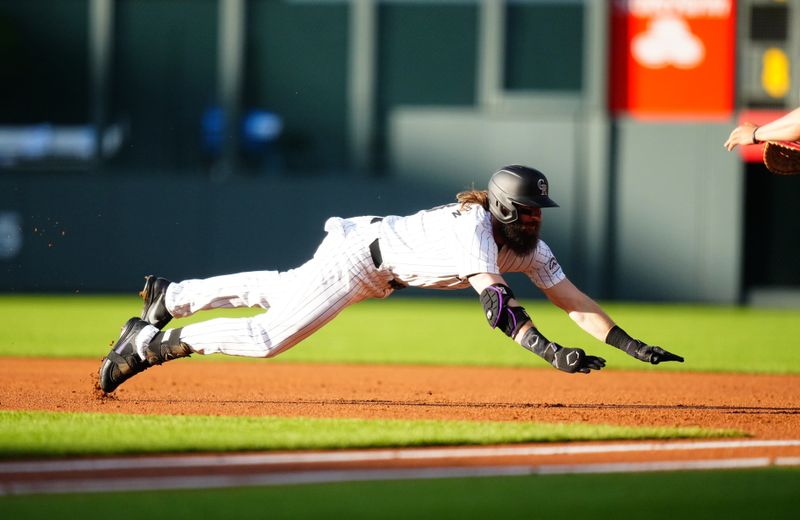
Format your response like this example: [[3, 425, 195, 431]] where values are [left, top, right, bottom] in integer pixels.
[[163, 217, 394, 358]]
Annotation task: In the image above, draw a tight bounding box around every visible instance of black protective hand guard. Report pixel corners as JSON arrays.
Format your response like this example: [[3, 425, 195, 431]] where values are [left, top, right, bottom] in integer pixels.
[[519, 326, 553, 358], [605, 326, 684, 364], [479, 283, 531, 338], [520, 328, 605, 374], [551, 347, 606, 373]]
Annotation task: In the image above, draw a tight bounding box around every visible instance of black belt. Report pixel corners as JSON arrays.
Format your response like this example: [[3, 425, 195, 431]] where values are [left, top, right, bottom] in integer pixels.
[[368, 238, 384, 269], [369, 217, 405, 290]]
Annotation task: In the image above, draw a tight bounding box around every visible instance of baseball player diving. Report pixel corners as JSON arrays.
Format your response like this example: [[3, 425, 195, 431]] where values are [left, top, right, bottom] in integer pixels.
[[98, 165, 684, 394]]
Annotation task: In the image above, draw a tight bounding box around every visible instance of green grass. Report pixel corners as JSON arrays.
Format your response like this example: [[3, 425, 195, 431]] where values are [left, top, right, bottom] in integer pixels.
[[1, 294, 799, 373], [1, 468, 799, 519], [0, 410, 739, 458], [0, 296, 791, 510]]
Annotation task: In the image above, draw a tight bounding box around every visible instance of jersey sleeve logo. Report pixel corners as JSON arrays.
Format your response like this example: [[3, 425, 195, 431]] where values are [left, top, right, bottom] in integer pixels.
[[547, 257, 559, 273]]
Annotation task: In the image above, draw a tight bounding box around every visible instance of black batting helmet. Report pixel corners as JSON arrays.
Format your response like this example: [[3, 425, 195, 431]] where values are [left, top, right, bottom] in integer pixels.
[[487, 165, 559, 223]]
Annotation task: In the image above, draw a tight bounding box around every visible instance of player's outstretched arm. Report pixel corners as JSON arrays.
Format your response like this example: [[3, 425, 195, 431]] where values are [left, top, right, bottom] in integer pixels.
[[541, 278, 615, 341], [604, 326, 684, 364], [542, 278, 684, 365], [724, 108, 800, 151], [468, 273, 605, 374]]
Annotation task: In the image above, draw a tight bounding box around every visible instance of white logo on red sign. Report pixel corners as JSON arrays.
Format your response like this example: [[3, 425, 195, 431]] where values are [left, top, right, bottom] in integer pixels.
[[633, 15, 704, 69]]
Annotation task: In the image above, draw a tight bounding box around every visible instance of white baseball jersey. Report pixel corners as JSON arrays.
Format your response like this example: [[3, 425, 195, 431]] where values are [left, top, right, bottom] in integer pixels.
[[145, 203, 565, 360], [375, 203, 564, 290]]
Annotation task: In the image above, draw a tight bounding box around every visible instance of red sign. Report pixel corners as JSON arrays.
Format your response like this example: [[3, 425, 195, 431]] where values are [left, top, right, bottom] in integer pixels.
[[610, 0, 736, 119]]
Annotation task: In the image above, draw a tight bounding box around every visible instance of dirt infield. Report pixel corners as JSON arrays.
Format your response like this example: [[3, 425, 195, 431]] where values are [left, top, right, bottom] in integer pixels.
[[2, 357, 800, 494], [2, 357, 799, 438]]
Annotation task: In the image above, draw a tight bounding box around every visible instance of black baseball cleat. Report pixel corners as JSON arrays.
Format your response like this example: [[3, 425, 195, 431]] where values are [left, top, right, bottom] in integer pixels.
[[140, 275, 172, 329], [98, 317, 151, 394]]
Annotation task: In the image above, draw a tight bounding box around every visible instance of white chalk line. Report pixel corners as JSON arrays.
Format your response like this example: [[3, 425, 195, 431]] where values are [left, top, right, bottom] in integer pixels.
[[3, 457, 800, 496], [2, 439, 800, 474]]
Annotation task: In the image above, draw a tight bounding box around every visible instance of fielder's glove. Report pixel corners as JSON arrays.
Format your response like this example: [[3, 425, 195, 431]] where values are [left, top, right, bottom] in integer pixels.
[[605, 326, 684, 365], [763, 140, 800, 176], [521, 328, 606, 374]]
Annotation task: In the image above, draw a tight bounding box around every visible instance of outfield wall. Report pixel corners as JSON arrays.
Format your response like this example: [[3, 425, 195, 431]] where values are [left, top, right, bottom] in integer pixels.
[[390, 110, 743, 303], [0, 117, 744, 304], [0, 175, 458, 295]]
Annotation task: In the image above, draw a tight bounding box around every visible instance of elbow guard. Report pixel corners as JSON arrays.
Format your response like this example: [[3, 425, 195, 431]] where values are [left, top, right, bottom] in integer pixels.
[[480, 283, 531, 338]]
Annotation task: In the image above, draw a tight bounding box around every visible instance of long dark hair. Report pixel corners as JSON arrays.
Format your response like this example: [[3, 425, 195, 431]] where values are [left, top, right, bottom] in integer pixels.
[[455, 190, 489, 210]]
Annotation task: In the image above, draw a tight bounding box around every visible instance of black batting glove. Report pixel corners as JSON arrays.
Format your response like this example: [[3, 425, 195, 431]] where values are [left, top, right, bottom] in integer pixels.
[[605, 326, 684, 365], [627, 341, 684, 364], [521, 328, 606, 374]]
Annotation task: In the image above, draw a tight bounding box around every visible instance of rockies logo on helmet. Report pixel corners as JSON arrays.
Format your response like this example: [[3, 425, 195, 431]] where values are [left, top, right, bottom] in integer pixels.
[[487, 165, 559, 224]]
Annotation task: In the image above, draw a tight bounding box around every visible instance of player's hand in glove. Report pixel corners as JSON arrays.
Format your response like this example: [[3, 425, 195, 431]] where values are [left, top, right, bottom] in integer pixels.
[[626, 341, 683, 364], [605, 326, 684, 365], [549, 345, 607, 373], [520, 328, 605, 374]]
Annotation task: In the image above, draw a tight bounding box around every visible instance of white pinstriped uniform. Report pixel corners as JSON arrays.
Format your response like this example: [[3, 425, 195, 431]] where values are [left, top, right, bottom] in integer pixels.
[[142, 203, 565, 359], [376, 203, 564, 290]]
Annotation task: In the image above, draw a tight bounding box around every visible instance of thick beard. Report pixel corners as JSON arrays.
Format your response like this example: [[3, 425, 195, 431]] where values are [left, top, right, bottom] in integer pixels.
[[494, 219, 540, 256]]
